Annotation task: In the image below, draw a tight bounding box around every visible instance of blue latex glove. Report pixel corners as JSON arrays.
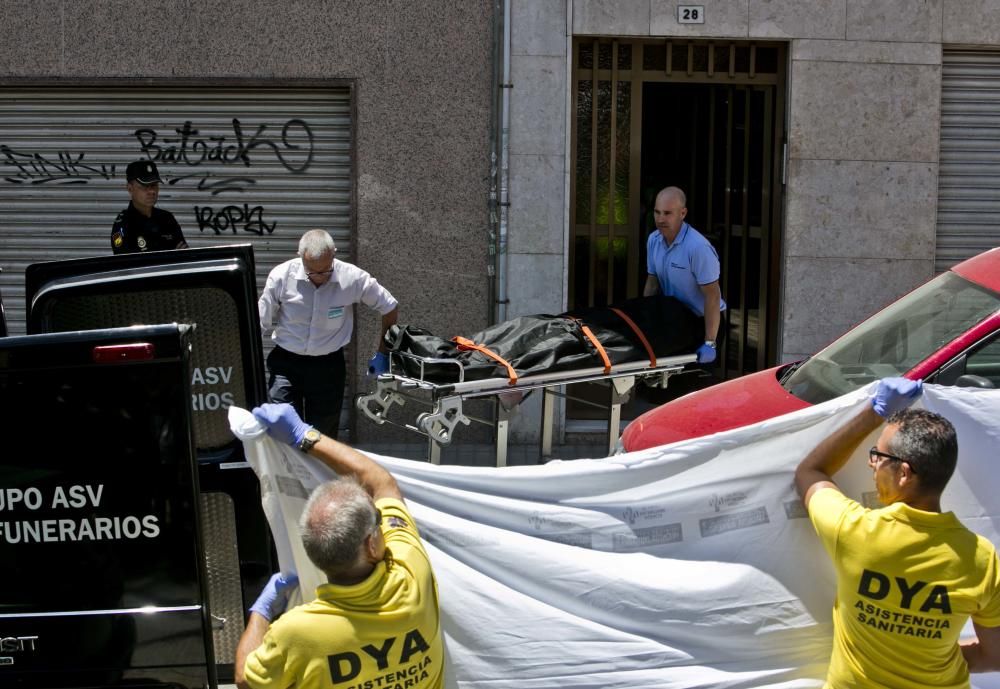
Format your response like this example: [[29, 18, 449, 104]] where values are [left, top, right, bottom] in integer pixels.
[[696, 342, 717, 364], [249, 572, 299, 622], [252, 403, 312, 447], [871, 377, 923, 418], [368, 351, 390, 377]]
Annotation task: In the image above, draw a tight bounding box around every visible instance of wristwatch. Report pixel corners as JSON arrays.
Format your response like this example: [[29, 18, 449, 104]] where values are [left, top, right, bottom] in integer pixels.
[[299, 428, 322, 452], [704, 340, 717, 348]]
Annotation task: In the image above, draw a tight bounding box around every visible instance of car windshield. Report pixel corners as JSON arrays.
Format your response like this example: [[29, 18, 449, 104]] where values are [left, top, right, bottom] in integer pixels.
[[782, 272, 1000, 403]]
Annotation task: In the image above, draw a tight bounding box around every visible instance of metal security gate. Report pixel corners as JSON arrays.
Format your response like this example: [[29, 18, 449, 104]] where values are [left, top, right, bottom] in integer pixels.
[[570, 39, 786, 382], [938, 50, 1000, 272], [0, 83, 353, 336]]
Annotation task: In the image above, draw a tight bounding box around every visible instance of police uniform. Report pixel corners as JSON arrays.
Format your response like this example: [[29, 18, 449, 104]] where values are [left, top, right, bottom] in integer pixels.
[[110, 203, 186, 254]]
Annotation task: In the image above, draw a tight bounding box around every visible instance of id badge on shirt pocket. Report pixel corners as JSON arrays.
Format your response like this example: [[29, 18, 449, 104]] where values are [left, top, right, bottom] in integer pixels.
[[328, 306, 345, 319]]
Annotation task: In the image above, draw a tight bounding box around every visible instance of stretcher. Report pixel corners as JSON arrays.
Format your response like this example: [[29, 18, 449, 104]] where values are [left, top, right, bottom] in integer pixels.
[[356, 350, 698, 466]]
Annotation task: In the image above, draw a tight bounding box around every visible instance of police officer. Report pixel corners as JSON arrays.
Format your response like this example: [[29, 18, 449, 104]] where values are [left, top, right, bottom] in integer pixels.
[[110, 160, 188, 254]]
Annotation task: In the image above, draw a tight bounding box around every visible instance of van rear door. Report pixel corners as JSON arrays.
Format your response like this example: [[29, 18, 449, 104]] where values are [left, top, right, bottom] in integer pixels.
[[23, 244, 271, 681], [0, 324, 213, 689]]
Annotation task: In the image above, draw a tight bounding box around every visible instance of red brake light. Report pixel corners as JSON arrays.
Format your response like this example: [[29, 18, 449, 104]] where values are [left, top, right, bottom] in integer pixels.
[[92, 343, 156, 363]]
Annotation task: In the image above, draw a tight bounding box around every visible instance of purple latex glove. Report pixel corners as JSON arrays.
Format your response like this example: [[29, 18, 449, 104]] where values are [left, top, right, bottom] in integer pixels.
[[249, 572, 299, 622], [696, 342, 717, 364], [871, 377, 923, 418], [368, 351, 390, 377], [252, 403, 312, 447]]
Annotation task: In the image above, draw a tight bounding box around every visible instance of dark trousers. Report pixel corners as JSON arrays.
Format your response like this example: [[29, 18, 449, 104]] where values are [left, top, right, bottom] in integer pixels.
[[266, 346, 346, 439]]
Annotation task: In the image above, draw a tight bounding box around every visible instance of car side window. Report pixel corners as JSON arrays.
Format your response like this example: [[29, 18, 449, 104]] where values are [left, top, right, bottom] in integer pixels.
[[965, 334, 1000, 388], [934, 332, 1000, 389]]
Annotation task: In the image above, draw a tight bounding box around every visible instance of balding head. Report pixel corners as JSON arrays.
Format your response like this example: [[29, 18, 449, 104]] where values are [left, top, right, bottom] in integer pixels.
[[299, 477, 381, 579], [652, 186, 688, 243], [655, 186, 687, 208]]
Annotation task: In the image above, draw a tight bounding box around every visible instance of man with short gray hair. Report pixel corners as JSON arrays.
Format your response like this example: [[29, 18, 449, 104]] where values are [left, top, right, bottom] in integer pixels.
[[235, 402, 443, 689], [259, 229, 399, 438]]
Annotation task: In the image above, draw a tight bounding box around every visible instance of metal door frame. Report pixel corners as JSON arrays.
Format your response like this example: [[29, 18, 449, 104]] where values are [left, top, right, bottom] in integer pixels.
[[569, 39, 787, 374]]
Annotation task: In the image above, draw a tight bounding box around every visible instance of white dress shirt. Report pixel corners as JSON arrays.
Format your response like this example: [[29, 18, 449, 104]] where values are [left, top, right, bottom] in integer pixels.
[[258, 258, 398, 356]]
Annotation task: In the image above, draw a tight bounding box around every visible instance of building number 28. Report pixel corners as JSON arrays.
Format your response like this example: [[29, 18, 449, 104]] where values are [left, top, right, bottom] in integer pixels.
[[678, 5, 705, 23]]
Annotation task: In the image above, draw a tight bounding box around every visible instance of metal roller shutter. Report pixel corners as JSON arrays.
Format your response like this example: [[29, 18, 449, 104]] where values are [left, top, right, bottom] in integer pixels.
[[0, 84, 353, 335], [938, 50, 1000, 273]]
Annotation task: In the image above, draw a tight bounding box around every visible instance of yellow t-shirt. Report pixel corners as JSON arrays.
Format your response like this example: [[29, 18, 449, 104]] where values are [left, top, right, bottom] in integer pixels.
[[244, 498, 443, 689], [808, 488, 1000, 689]]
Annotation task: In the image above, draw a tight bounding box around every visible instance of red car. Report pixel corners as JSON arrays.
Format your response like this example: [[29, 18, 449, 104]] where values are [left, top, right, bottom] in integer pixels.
[[622, 247, 1000, 451]]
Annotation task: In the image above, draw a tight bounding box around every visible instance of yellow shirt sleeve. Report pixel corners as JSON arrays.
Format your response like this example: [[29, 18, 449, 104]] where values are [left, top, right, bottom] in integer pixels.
[[973, 547, 1000, 627], [243, 626, 294, 689], [377, 497, 429, 557], [807, 487, 861, 560]]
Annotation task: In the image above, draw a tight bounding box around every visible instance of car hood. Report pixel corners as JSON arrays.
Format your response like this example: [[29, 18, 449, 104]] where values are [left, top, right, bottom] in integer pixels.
[[621, 365, 812, 451]]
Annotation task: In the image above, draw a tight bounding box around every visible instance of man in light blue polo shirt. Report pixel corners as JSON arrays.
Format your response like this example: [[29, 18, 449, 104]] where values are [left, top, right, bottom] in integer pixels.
[[643, 186, 726, 364]]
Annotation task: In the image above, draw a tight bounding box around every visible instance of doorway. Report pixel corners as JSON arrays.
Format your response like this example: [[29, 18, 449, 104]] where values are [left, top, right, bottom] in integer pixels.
[[568, 39, 787, 421]]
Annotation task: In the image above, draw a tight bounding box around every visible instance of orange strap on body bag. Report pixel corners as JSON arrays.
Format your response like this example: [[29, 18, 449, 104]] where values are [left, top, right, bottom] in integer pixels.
[[452, 336, 518, 385], [609, 307, 657, 368], [568, 318, 612, 374]]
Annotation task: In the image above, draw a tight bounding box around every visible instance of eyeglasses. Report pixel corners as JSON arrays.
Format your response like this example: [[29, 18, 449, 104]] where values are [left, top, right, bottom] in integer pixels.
[[372, 508, 383, 532], [305, 268, 334, 278], [868, 446, 917, 474]]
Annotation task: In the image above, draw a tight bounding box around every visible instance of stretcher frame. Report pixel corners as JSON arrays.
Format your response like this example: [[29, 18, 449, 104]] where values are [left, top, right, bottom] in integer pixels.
[[356, 351, 698, 466]]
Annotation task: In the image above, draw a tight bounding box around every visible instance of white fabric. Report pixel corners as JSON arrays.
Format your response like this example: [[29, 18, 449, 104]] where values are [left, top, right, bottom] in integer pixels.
[[258, 257, 398, 356], [229, 384, 1000, 689]]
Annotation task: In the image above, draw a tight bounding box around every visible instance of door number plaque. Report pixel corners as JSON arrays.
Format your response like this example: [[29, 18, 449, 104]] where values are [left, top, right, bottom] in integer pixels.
[[678, 5, 705, 23]]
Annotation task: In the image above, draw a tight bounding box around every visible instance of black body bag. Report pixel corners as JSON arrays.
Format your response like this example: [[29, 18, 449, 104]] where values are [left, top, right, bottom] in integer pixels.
[[384, 295, 702, 384]]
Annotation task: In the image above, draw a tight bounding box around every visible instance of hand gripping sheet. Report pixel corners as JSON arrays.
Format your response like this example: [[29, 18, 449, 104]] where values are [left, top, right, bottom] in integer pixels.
[[229, 385, 1000, 689]]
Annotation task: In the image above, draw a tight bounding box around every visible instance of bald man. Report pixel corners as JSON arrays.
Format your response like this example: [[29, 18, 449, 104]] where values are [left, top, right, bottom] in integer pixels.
[[643, 186, 726, 364]]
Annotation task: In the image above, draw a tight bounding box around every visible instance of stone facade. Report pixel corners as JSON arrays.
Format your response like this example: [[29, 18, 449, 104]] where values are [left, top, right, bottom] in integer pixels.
[[509, 0, 1000, 369], [5, 1, 1000, 444], [0, 0, 493, 442]]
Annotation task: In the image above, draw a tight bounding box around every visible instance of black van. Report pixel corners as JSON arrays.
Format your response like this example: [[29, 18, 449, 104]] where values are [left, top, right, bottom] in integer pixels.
[[0, 324, 215, 687], [1, 245, 274, 687]]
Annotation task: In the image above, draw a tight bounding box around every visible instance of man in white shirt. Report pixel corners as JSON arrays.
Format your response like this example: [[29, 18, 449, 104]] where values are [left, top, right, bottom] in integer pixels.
[[258, 229, 398, 438]]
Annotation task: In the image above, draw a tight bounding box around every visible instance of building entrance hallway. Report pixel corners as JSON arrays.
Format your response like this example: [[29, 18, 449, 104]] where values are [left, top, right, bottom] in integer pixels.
[[568, 39, 786, 423]]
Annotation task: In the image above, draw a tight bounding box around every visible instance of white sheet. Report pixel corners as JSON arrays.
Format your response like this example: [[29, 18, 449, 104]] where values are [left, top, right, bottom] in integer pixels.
[[229, 384, 1000, 688]]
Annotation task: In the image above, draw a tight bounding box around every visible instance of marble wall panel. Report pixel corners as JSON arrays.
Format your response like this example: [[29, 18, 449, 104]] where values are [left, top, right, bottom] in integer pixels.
[[749, 0, 846, 39], [504, 252, 567, 316], [784, 159, 938, 259], [513, 0, 567, 56], [789, 59, 941, 162], [846, 0, 942, 43], [649, 0, 749, 38], [792, 39, 940, 65], [509, 153, 567, 255], [573, 0, 651, 36], [943, 0, 1000, 45], [781, 257, 933, 355], [510, 54, 567, 156], [508, 392, 547, 444]]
